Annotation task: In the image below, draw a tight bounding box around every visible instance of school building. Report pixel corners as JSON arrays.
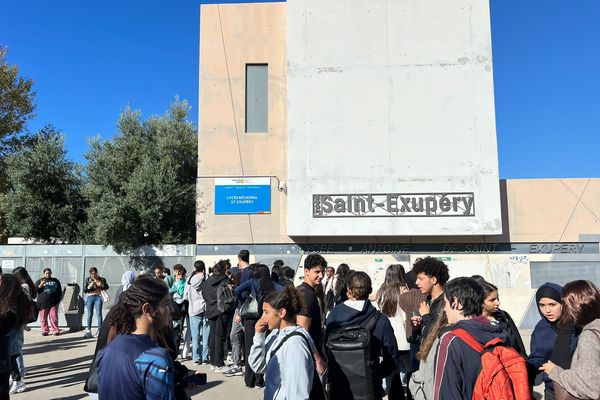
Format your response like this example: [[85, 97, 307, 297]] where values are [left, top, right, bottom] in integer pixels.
[[195, 0, 600, 327]]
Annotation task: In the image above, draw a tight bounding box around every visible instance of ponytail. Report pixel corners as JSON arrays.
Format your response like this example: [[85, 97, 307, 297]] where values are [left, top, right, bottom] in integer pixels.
[[263, 286, 303, 322]]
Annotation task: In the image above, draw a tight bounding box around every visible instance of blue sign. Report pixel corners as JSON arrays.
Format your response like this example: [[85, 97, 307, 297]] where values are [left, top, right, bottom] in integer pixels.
[[214, 178, 271, 215]]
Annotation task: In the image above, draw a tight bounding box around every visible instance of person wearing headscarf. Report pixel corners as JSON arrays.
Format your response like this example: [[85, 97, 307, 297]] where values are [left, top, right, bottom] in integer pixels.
[[526, 282, 580, 400], [113, 271, 136, 305]]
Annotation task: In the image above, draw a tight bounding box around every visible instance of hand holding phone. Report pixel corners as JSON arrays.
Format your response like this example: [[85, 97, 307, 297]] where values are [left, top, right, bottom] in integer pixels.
[[182, 372, 207, 387]]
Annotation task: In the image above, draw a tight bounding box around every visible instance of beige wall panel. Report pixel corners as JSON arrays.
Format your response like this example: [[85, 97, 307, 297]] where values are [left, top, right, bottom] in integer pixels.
[[506, 179, 600, 242], [197, 4, 289, 244]]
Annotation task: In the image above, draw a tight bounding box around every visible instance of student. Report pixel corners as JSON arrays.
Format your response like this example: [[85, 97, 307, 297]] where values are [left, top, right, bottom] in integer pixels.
[[296, 254, 327, 375], [183, 260, 209, 365], [527, 282, 579, 400], [248, 286, 315, 400], [471, 276, 527, 357], [96, 276, 174, 400], [410, 257, 449, 347], [376, 264, 411, 399], [11, 267, 36, 378], [540, 280, 600, 400], [202, 260, 231, 371], [114, 271, 135, 304], [35, 268, 62, 336], [235, 264, 282, 388], [325, 271, 401, 400], [433, 277, 508, 400], [84, 267, 109, 338], [409, 311, 449, 400], [1, 274, 34, 396]]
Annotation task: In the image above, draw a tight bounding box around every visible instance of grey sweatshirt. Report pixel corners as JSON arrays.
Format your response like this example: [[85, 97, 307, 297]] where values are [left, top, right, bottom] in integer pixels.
[[183, 273, 206, 316], [549, 318, 600, 399]]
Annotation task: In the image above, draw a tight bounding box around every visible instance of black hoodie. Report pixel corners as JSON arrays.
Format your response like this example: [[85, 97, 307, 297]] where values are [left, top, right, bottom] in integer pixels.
[[202, 273, 230, 319]]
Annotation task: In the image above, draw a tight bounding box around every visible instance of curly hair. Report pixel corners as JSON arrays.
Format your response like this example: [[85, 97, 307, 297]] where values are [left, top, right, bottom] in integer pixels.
[[0, 273, 33, 327], [263, 286, 303, 322], [110, 275, 169, 334], [412, 256, 450, 286]]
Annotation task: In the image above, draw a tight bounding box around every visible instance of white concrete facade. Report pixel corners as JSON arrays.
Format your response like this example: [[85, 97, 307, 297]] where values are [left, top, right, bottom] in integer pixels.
[[287, 0, 502, 236]]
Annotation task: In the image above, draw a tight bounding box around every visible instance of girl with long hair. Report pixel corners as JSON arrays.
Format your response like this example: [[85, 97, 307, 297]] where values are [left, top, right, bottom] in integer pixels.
[[248, 286, 316, 400], [471, 276, 527, 357], [376, 264, 410, 399], [11, 267, 36, 384], [96, 275, 175, 400], [541, 280, 600, 399], [409, 311, 449, 400], [235, 263, 283, 388], [1, 273, 33, 397]]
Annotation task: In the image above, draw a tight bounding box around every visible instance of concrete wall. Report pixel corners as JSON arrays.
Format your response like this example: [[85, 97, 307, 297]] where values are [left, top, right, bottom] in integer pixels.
[[287, 0, 502, 236], [196, 3, 290, 244]]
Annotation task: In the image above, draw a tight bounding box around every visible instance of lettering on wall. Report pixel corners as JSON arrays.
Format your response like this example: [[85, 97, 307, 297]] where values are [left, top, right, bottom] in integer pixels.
[[312, 193, 475, 218]]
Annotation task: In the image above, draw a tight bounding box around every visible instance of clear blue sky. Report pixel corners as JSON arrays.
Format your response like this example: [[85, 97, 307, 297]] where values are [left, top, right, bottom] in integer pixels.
[[1, 0, 598, 179]]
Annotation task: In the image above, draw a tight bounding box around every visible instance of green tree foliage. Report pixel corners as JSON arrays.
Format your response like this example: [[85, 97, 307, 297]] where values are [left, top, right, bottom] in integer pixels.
[[1, 126, 86, 243], [0, 47, 36, 242], [84, 99, 198, 253]]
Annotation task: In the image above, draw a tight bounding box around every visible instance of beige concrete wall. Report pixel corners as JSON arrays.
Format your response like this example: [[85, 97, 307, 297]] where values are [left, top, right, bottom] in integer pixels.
[[197, 3, 290, 244], [505, 178, 600, 242]]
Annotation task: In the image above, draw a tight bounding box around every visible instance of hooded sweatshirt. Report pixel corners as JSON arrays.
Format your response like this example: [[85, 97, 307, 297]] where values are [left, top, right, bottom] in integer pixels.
[[202, 273, 230, 319], [526, 282, 579, 390], [325, 300, 401, 399], [184, 272, 206, 316], [433, 317, 509, 400]]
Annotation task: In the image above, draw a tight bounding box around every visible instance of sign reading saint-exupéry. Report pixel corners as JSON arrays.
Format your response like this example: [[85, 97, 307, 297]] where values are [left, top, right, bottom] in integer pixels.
[[215, 178, 271, 214], [313, 193, 475, 218]]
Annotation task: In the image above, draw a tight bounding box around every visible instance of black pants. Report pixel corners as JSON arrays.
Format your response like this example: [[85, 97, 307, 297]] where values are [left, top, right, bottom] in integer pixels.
[[243, 318, 264, 387], [208, 315, 227, 367], [0, 372, 8, 400], [388, 373, 406, 400]]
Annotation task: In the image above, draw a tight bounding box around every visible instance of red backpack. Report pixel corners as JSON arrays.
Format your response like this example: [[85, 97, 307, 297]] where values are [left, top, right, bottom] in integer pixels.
[[451, 329, 531, 400]]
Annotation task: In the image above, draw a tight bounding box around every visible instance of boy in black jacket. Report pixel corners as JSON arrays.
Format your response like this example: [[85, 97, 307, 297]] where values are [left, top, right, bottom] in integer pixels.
[[325, 271, 400, 400]]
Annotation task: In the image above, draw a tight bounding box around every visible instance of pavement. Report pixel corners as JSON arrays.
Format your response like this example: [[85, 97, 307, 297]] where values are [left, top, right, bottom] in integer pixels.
[[15, 329, 545, 400], [17, 329, 263, 400]]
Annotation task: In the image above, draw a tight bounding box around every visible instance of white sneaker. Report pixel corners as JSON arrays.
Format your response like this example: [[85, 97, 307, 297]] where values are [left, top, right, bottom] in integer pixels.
[[9, 380, 27, 394], [214, 366, 227, 373], [83, 329, 93, 339]]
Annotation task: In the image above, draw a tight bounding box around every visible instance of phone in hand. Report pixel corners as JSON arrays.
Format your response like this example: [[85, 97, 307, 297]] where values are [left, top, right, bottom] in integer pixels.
[[182, 373, 207, 386]]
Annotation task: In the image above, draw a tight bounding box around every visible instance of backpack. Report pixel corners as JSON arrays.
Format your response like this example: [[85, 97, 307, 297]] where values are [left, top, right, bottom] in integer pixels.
[[451, 329, 531, 400], [326, 311, 381, 400], [216, 280, 236, 314]]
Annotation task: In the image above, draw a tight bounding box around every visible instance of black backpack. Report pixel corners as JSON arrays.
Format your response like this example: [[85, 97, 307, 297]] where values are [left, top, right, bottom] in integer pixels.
[[216, 280, 236, 314], [325, 311, 381, 400]]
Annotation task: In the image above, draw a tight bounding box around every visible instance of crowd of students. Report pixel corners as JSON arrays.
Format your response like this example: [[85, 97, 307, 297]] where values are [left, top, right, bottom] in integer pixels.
[[2, 254, 600, 399]]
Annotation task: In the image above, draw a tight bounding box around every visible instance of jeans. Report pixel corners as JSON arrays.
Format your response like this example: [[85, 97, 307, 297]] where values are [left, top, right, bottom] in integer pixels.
[[189, 313, 210, 362], [229, 313, 244, 366], [39, 305, 59, 334], [86, 295, 103, 330]]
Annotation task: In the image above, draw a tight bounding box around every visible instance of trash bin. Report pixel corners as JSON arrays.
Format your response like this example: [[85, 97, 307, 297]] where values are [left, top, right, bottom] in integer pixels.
[[63, 283, 84, 332]]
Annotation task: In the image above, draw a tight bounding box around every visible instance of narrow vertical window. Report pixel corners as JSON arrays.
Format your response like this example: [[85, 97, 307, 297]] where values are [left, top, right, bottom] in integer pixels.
[[245, 64, 268, 133]]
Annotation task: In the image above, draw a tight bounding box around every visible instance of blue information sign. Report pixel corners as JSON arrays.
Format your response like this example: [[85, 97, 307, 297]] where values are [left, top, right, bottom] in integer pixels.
[[214, 178, 271, 215]]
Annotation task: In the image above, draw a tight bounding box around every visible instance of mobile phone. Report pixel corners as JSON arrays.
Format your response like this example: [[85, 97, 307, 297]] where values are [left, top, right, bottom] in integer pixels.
[[182, 373, 207, 386], [412, 311, 421, 317]]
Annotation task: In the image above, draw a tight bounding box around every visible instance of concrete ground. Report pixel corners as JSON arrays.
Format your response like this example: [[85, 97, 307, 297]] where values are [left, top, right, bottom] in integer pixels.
[[17, 330, 263, 400], [16, 329, 545, 400]]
